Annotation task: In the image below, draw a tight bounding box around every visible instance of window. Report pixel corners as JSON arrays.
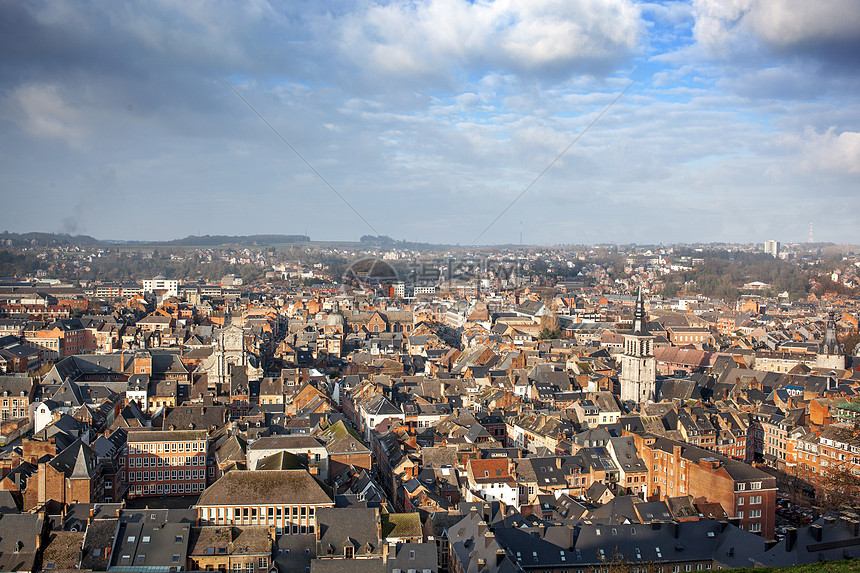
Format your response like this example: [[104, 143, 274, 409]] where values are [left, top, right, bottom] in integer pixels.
[[737, 498, 744, 506], [258, 557, 268, 569], [749, 510, 761, 519], [142, 536, 150, 543], [750, 496, 761, 505], [737, 511, 743, 519], [750, 482, 761, 490], [749, 523, 761, 533]]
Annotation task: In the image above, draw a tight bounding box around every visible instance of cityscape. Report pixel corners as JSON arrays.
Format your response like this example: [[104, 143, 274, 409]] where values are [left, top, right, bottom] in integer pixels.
[[1, 1, 860, 573], [0, 234, 859, 572]]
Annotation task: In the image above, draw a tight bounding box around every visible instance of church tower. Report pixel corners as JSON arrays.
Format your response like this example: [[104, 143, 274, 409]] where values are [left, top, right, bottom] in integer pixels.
[[620, 288, 657, 407], [816, 310, 845, 370]]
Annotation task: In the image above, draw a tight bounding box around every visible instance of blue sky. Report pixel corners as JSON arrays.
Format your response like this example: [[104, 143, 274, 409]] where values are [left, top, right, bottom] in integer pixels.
[[1, 0, 858, 245]]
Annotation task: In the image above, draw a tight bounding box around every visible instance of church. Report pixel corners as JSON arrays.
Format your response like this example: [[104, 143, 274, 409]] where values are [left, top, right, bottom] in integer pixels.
[[620, 288, 657, 408]]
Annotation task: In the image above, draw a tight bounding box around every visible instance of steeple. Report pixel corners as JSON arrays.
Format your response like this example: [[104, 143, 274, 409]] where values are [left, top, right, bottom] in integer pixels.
[[821, 310, 842, 356], [620, 286, 656, 407], [631, 287, 648, 336]]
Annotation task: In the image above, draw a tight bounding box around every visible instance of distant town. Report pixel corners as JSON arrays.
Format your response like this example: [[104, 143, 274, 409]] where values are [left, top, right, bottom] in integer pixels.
[[0, 232, 858, 572]]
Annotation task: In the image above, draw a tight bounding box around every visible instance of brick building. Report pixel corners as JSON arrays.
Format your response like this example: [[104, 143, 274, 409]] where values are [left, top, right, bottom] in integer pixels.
[[122, 429, 208, 498], [633, 434, 777, 538]]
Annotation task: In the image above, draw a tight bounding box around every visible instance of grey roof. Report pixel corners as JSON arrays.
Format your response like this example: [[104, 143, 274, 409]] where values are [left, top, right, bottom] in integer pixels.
[[387, 541, 438, 572], [48, 439, 98, 479], [752, 515, 860, 567], [197, 470, 332, 507], [316, 507, 382, 557], [0, 513, 43, 572], [109, 510, 191, 570]]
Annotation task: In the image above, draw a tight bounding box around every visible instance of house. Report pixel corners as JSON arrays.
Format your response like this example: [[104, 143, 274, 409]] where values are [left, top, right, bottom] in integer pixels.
[[188, 525, 273, 573], [465, 459, 518, 507]]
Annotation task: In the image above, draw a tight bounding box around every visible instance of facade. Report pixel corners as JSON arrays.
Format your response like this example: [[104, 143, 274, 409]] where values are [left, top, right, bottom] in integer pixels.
[[141, 275, 180, 297], [122, 429, 209, 498], [0, 373, 33, 421]]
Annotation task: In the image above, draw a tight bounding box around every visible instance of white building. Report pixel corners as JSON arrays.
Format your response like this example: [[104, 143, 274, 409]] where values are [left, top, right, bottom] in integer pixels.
[[764, 240, 780, 258], [141, 275, 179, 297]]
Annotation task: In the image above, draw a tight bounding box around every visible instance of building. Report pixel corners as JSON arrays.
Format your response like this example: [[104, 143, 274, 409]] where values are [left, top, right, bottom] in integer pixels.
[[122, 429, 209, 498], [141, 275, 180, 297], [816, 310, 845, 370], [764, 240, 780, 258], [187, 525, 272, 573], [633, 434, 777, 538], [0, 373, 34, 422], [196, 470, 334, 535], [620, 288, 656, 407]]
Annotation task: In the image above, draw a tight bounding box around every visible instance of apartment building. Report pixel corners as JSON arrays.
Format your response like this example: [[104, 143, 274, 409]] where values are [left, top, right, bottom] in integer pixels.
[[122, 430, 209, 498], [633, 434, 777, 538]]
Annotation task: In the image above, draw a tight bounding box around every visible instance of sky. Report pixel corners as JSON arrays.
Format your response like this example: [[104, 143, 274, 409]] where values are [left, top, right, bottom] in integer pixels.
[[1, 0, 859, 246]]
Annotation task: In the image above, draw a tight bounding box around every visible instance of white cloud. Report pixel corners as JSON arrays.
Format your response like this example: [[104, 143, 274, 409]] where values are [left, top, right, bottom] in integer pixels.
[[337, 0, 641, 82], [692, 0, 860, 56], [12, 84, 87, 147], [786, 127, 860, 175]]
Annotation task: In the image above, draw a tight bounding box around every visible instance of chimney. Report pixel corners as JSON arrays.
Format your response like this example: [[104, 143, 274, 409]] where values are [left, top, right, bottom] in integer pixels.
[[673, 521, 680, 539], [764, 539, 778, 551], [839, 516, 860, 537], [496, 549, 506, 566], [719, 520, 729, 533], [477, 520, 488, 537], [484, 531, 495, 549], [652, 521, 662, 530], [538, 523, 546, 539], [785, 527, 797, 551], [568, 524, 577, 551], [809, 524, 823, 542]]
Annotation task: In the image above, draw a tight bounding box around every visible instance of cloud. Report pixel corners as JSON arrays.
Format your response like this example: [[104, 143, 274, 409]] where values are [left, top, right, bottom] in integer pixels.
[[336, 0, 642, 83], [692, 0, 860, 66], [12, 84, 87, 147], [785, 127, 860, 175]]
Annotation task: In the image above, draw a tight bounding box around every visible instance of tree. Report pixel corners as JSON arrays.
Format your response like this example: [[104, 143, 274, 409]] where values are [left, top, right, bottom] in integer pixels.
[[842, 332, 860, 355]]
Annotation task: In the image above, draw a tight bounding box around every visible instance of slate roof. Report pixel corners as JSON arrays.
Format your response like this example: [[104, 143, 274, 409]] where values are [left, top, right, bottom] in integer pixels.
[[316, 507, 382, 556], [197, 470, 332, 507], [0, 513, 43, 573]]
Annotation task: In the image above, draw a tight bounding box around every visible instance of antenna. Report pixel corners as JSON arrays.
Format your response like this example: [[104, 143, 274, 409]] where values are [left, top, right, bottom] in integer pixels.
[[809, 222, 814, 243], [520, 220, 523, 246]]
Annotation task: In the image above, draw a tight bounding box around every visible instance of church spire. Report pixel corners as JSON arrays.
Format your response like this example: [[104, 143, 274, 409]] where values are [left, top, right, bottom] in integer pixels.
[[822, 309, 842, 356], [631, 287, 649, 336]]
